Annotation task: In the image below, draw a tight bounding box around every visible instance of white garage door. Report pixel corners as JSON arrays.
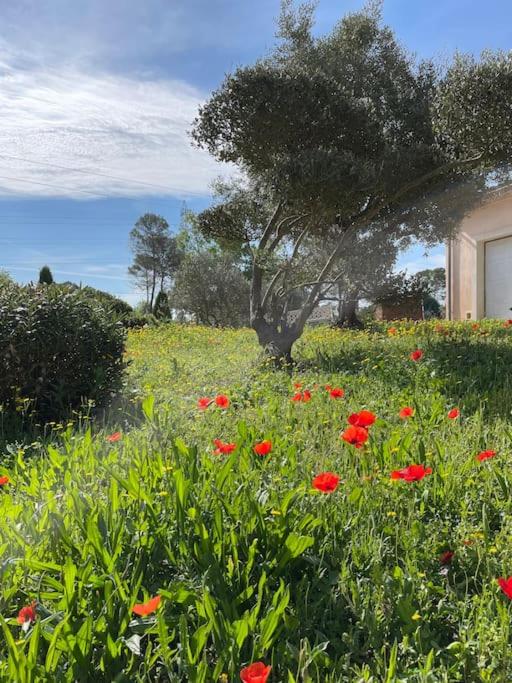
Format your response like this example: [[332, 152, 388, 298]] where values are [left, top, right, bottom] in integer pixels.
[[486, 236, 512, 318]]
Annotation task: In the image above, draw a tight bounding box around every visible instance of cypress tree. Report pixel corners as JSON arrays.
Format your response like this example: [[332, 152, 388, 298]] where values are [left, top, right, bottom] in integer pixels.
[[153, 290, 170, 319], [39, 266, 54, 285]]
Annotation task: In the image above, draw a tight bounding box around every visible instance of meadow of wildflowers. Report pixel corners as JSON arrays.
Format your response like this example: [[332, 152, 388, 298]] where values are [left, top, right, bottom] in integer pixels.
[[2, 320, 512, 680]]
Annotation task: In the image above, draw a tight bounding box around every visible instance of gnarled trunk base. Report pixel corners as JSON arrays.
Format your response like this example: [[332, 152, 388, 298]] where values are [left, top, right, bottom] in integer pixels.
[[333, 298, 363, 330], [252, 317, 299, 368], [262, 340, 294, 367]]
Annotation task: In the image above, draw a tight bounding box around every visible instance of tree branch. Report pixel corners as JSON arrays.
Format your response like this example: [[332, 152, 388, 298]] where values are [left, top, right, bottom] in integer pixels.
[[250, 202, 284, 319], [289, 152, 484, 332], [261, 220, 311, 310], [258, 202, 284, 251], [255, 152, 483, 331], [292, 226, 353, 331], [284, 276, 344, 294], [266, 213, 309, 254], [350, 153, 484, 226]]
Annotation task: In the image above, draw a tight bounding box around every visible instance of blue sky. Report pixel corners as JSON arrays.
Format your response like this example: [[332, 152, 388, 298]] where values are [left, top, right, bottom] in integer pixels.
[[1, 0, 511, 304]]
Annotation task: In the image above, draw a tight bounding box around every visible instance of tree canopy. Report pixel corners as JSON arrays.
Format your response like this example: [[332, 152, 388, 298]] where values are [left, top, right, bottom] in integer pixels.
[[191, 1, 512, 360]]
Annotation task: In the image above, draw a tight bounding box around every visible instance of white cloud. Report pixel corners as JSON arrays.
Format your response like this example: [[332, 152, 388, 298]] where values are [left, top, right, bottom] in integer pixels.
[[398, 250, 446, 275], [0, 47, 226, 199]]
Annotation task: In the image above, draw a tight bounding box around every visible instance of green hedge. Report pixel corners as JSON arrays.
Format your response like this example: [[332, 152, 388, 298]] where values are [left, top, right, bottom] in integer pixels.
[[0, 283, 126, 422], [59, 282, 133, 318]]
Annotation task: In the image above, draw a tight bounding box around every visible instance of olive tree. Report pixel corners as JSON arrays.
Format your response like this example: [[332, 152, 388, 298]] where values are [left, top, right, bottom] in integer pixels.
[[171, 251, 250, 327], [309, 228, 400, 328], [192, 1, 512, 362]]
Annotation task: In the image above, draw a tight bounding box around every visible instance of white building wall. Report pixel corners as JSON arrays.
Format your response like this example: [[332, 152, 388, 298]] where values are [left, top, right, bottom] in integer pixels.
[[448, 191, 512, 320]]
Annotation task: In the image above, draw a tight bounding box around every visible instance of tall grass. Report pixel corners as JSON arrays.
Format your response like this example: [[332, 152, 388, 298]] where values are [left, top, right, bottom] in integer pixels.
[[2, 321, 512, 681]]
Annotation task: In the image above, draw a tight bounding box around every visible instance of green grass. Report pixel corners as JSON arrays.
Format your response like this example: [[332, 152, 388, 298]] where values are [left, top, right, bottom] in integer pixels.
[[3, 321, 512, 681]]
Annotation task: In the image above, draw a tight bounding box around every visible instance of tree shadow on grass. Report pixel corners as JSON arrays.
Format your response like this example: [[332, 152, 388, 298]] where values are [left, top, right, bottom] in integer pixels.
[[0, 391, 148, 457], [426, 336, 512, 420], [298, 331, 512, 421]]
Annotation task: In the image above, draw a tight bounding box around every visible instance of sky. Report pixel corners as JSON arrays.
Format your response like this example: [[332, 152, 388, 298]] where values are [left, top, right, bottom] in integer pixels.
[[1, 0, 511, 304]]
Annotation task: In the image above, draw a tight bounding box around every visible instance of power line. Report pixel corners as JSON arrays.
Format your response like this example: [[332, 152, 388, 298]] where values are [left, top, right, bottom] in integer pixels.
[[0, 240, 130, 244], [1, 260, 130, 264], [0, 175, 114, 199], [0, 219, 136, 223], [0, 173, 205, 202], [4, 265, 130, 282], [0, 221, 180, 226], [0, 153, 194, 195]]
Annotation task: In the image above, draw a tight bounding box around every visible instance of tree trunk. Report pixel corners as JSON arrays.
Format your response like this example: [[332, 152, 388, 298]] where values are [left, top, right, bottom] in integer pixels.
[[334, 294, 363, 329], [252, 316, 299, 367], [337, 283, 343, 320], [149, 271, 156, 311]]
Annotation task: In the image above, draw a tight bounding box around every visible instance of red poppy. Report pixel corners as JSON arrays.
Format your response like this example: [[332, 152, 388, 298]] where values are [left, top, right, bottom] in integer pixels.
[[132, 595, 161, 616], [215, 394, 230, 409], [476, 449, 496, 462], [388, 327, 397, 336], [293, 382, 302, 389], [324, 384, 332, 391], [17, 601, 37, 625], [293, 390, 311, 402], [329, 388, 345, 399], [348, 410, 376, 428], [504, 320, 512, 328], [341, 425, 369, 448], [213, 439, 236, 455], [106, 431, 122, 442], [390, 464, 432, 482], [0, 475, 9, 486], [498, 577, 512, 600], [240, 662, 272, 683], [472, 323, 480, 330], [197, 397, 211, 410], [439, 550, 454, 565], [399, 406, 414, 419], [410, 349, 423, 362], [312, 472, 340, 493], [254, 440, 272, 456], [447, 408, 460, 420]]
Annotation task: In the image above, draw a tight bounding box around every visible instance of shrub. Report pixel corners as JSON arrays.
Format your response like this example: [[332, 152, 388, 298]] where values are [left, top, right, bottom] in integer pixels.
[[122, 313, 157, 328], [60, 282, 133, 318], [0, 284, 126, 422], [0, 269, 14, 288]]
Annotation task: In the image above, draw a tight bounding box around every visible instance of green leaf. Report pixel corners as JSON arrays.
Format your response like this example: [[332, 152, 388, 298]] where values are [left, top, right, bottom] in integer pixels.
[[348, 486, 363, 505], [142, 394, 155, 421]]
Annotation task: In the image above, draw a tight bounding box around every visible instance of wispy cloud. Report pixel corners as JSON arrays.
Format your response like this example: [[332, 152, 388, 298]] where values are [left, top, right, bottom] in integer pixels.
[[7, 265, 129, 282], [0, 45, 226, 199], [399, 250, 445, 274]]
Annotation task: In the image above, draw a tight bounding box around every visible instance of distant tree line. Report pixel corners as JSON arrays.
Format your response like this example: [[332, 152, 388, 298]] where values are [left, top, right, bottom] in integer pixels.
[[128, 211, 250, 327], [127, 210, 445, 328]]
